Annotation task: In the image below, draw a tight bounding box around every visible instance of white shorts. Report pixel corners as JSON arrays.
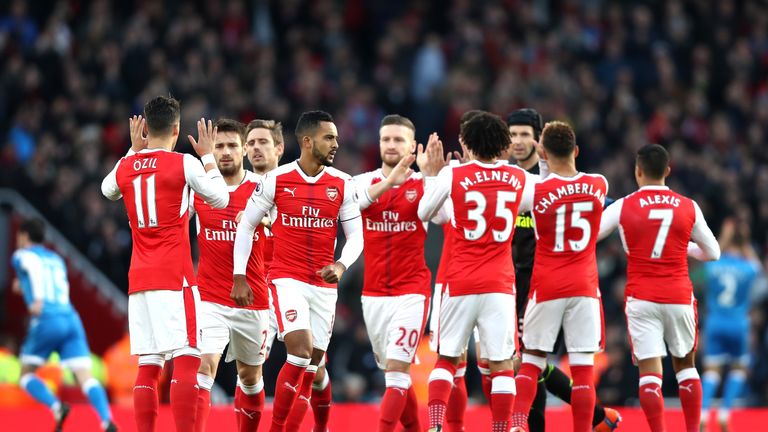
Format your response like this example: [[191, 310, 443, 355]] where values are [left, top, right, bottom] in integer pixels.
[[625, 297, 697, 360], [265, 289, 281, 358], [435, 289, 516, 361], [362, 294, 428, 370], [523, 296, 603, 353], [129, 287, 201, 356], [271, 278, 337, 352], [198, 301, 269, 366]]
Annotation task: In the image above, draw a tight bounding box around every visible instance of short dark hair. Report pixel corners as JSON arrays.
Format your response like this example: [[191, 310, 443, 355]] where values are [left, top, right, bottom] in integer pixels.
[[380, 114, 415, 134], [19, 218, 45, 243], [636, 144, 670, 180], [214, 118, 245, 144], [295, 110, 334, 141], [143, 96, 181, 136], [541, 121, 576, 158], [459, 110, 485, 136], [460, 113, 511, 160], [246, 119, 284, 147], [507, 108, 543, 140]]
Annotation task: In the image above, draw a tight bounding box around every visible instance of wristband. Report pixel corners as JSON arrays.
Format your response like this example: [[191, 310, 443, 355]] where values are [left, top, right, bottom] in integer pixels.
[[201, 153, 216, 166]]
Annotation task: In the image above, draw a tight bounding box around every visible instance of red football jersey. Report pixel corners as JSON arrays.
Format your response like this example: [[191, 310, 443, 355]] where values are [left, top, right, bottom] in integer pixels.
[[249, 162, 359, 288], [114, 150, 195, 294], [530, 173, 608, 301], [355, 170, 431, 297], [194, 172, 268, 309], [618, 186, 697, 304], [439, 161, 530, 296]]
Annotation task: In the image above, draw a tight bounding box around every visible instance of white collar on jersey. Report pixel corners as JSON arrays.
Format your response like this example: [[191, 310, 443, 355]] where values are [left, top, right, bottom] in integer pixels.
[[638, 185, 670, 191], [468, 159, 508, 169], [544, 171, 585, 181], [292, 160, 327, 183]]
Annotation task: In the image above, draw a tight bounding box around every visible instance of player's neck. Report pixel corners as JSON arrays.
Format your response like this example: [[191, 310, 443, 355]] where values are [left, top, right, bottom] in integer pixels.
[[146, 137, 174, 151], [224, 169, 246, 186], [473, 156, 497, 164], [297, 154, 325, 177], [547, 158, 578, 177], [380, 163, 395, 177], [253, 165, 274, 176], [639, 179, 666, 188], [518, 153, 539, 171]]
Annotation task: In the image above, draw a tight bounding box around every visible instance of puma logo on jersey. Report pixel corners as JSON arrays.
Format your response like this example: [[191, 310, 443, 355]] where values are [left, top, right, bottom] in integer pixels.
[[644, 387, 661, 397], [284, 187, 296, 197], [679, 383, 694, 393]]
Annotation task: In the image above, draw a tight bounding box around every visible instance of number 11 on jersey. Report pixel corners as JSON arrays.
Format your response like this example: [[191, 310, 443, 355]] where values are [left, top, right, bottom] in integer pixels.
[[132, 174, 158, 228]]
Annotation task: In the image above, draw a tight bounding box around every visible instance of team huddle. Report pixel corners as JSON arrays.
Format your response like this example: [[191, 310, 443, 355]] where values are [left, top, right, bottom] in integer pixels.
[[40, 94, 716, 432]]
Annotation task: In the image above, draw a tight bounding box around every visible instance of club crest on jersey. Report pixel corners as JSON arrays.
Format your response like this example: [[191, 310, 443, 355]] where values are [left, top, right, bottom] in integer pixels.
[[285, 309, 298, 322], [404, 188, 418, 202], [326, 186, 339, 201]]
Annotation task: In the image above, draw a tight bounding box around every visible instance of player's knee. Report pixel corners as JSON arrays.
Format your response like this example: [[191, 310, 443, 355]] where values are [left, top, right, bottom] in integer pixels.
[[236, 364, 262, 385], [487, 358, 514, 373], [385, 359, 410, 373]]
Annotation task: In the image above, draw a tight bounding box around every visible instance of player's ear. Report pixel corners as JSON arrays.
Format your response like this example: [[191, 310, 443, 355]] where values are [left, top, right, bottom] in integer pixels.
[[171, 122, 180, 137], [573, 145, 580, 158], [664, 165, 671, 178], [634, 164, 642, 179]]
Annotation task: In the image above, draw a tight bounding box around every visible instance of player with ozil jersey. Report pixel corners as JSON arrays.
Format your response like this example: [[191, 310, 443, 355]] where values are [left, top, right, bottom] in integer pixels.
[[354, 114, 450, 431], [419, 112, 538, 432], [101, 96, 229, 432], [233, 111, 363, 432], [190, 119, 270, 432], [597, 144, 720, 432], [510, 121, 608, 432]]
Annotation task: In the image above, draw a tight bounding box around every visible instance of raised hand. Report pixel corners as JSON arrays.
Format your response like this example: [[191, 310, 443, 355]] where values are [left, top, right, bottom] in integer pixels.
[[453, 142, 468, 163], [188, 118, 218, 157], [418, 133, 447, 177], [129, 115, 149, 152], [386, 153, 416, 187]]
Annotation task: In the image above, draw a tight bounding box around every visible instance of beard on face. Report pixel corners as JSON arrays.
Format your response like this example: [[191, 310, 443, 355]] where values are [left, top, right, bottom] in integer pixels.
[[218, 160, 242, 177], [312, 144, 334, 167], [381, 151, 402, 168]]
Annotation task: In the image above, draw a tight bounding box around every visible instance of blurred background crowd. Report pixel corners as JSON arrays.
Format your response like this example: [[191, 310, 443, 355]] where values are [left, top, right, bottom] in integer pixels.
[[1, 0, 768, 408]]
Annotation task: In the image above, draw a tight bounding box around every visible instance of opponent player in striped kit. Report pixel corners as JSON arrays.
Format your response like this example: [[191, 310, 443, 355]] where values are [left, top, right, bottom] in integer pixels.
[[191, 119, 270, 432], [101, 96, 229, 431], [233, 111, 364, 432], [598, 144, 720, 432]]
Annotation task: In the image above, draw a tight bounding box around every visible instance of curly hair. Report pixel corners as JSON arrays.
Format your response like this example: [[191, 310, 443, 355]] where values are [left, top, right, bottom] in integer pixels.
[[460, 112, 510, 160], [540, 121, 576, 158]]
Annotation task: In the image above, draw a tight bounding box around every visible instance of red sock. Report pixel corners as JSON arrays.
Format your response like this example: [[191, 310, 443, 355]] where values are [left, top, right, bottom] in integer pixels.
[[570, 365, 596, 432], [490, 370, 516, 432], [235, 380, 265, 432], [311, 376, 332, 432], [446, 365, 467, 432], [399, 386, 421, 432], [677, 369, 702, 432], [270, 355, 310, 432], [511, 361, 542, 428], [285, 366, 317, 431], [478, 361, 492, 404], [379, 372, 411, 432], [428, 360, 457, 428], [639, 374, 666, 432], [170, 355, 201, 432], [134, 364, 162, 432], [194, 388, 210, 432]]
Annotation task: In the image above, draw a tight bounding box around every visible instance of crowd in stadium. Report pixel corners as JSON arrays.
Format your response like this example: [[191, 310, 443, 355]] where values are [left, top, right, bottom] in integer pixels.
[[2, 0, 768, 415]]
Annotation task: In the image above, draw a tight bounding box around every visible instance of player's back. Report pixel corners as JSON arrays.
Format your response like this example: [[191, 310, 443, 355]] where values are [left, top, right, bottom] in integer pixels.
[[445, 160, 528, 296], [703, 253, 760, 321], [267, 161, 352, 288], [356, 170, 430, 296], [531, 173, 607, 301], [12, 245, 74, 316], [619, 186, 696, 303], [115, 149, 195, 293], [194, 171, 267, 309]]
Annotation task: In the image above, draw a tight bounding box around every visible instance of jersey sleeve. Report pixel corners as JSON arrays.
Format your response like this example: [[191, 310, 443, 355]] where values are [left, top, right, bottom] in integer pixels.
[[688, 201, 721, 261], [418, 166, 452, 221], [518, 170, 538, 213], [353, 172, 375, 210], [101, 160, 123, 201], [183, 153, 229, 209], [337, 215, 364, 269], [13, 251, 45, 301], [233, 175, 276, 275], [339, 177, 362, 221], [598, 197, 623, 241]]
